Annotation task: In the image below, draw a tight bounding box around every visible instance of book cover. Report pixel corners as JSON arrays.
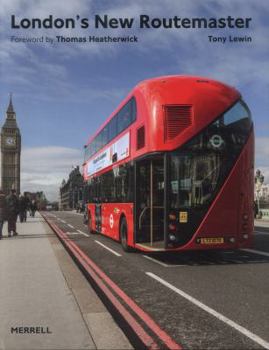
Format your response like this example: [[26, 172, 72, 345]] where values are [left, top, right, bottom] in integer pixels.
[[0, 1, 268, 350]]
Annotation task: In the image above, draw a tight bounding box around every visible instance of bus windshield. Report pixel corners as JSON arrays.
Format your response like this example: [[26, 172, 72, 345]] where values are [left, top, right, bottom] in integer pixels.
[[169, 100, 252, 209]]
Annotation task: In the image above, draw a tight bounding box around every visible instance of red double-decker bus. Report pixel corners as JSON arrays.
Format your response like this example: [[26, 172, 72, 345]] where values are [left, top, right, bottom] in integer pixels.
[[83, 76, 254, 252]]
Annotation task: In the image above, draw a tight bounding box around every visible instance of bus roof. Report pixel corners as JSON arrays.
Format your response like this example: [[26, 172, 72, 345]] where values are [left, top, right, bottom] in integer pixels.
[[85, 75, 236, 146]]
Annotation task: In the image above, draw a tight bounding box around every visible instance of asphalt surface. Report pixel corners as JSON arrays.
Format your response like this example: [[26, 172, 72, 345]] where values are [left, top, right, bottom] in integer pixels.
[[43, 211, 269, 350]]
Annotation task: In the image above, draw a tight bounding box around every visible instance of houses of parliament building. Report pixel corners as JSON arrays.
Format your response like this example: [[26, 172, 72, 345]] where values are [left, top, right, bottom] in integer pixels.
[[0, 95, 21, 195]]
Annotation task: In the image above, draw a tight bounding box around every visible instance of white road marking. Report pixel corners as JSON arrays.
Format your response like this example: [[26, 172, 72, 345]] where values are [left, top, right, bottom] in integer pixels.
[[146, 272, 269, 350], [143, 255, 169, 267], [77, 230, 89, 237], [66, 231, 79, 235], [254, 230, 269, 235], [60, 219, 66, 223], [94, 240, 122, 257], [241, 248, 269, 258], [67, 224, 74, 229], [143, 255, 185, 267], [69, 211, 83, 216]]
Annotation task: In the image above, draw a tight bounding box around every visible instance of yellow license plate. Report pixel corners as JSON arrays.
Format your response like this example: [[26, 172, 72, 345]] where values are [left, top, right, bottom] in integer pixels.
[[200, 237, 224, 244]]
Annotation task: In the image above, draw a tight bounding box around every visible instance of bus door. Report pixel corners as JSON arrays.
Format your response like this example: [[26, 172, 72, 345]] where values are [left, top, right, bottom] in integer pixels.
[[135, 158, 165, 247], [95, 204, 102, 232]]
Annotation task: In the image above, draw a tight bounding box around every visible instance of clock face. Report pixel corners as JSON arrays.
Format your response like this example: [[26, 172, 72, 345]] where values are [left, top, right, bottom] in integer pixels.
[[5, 137, 16, 146]]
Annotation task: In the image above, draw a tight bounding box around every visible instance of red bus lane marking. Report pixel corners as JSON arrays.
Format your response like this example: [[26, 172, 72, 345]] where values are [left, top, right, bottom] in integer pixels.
[[68, 237, 182, 350], [75, 247, 159, 349], [43, 215, 182, 350], [45, 218, 158, 350]]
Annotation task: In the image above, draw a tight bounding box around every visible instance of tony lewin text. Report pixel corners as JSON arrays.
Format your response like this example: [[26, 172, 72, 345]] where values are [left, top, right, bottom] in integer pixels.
[[208, 35, 252, 43]]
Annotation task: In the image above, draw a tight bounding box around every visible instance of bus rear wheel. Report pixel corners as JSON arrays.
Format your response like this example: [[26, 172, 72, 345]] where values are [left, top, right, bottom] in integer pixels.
[[120, 217, 133, 252], [88, 214, 95, 234]]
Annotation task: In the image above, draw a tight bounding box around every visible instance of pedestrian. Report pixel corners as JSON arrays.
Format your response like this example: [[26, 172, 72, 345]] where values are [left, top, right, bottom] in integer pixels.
[[6, 189, 19, 237], [30, 199, 37, 217], [0, 189, 6, 239], [24, 193, 31, 217], [254, 200, 258, 219], [19, 193, 27, 222]]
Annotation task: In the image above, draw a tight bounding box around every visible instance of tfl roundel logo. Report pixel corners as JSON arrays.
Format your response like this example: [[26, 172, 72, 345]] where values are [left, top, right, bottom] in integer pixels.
[[109, 214, 114, 228], [209, 134, 224, 149]]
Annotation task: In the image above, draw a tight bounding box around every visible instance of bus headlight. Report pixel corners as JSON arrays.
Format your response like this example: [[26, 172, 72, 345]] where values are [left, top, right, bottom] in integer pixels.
[[168, 234, 176, 241], [243, 214, 248, 220]]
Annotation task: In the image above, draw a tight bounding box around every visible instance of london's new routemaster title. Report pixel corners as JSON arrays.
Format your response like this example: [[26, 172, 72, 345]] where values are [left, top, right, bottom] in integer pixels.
[[83, 76, 254, 252]]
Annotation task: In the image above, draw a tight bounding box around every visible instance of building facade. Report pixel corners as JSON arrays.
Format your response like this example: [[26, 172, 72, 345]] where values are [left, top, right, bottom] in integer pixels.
[[0, 96, 21, 194], [59, 166, 84, 210]]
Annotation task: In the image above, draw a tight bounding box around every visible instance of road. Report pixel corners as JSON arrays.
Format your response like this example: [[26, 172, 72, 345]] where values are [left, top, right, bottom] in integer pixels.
[[43, 211, 269, 350]]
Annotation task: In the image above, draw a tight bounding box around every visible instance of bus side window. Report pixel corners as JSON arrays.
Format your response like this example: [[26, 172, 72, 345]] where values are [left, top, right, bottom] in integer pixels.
[[108, 115, 118, 142]]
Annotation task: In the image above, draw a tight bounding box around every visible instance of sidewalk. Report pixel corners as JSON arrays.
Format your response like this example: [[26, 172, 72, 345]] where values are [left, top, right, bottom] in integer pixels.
[[255, 219, 269, 228], [0, 213, 132, 350]]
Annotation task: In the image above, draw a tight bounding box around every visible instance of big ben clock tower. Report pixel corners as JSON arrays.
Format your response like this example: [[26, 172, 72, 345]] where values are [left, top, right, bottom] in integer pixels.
[[1, 95, 21, 195]]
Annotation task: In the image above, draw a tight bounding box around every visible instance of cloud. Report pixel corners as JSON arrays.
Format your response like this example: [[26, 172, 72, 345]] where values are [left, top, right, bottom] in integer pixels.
[[21, 146, 83, 200], [1, 0, 269, 101], [1, 0, 268, 196], [178, 50, 269, 88]]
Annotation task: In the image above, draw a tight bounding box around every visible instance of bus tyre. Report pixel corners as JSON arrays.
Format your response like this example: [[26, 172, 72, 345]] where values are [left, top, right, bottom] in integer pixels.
[[120, 217, 133, 252], [88, 214, 95, 234]]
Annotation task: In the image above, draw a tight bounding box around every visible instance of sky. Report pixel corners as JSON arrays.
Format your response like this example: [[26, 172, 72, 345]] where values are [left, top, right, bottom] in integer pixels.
[[0, 0, 268, 200]]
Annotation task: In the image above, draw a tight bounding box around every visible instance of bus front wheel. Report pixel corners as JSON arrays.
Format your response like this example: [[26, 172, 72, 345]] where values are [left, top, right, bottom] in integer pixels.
[[88, 214, 95, 234], [120, 217, 132, 252]]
